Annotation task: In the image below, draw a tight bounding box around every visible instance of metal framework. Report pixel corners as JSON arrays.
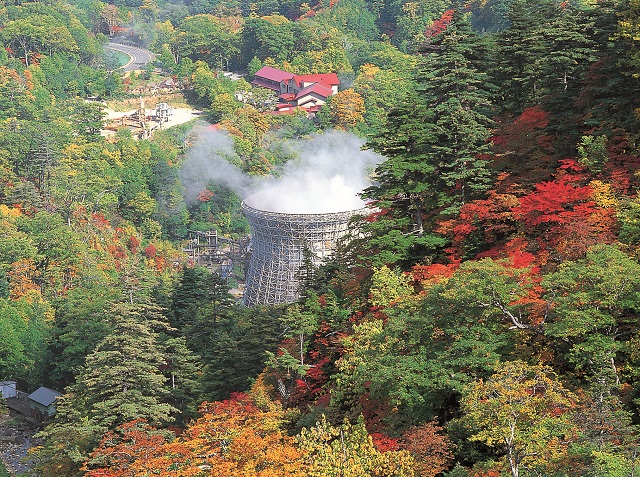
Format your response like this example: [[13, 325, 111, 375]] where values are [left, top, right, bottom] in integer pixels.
[[182, 230, 248, 280], [242, 201, 362, 306]]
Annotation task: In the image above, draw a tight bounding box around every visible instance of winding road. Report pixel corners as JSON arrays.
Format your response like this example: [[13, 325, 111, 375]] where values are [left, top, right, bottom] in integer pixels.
[[105, 42, 156, 72]]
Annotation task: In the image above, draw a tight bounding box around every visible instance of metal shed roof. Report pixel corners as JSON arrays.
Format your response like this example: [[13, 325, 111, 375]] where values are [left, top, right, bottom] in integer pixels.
[[28, 387, 62, 407]]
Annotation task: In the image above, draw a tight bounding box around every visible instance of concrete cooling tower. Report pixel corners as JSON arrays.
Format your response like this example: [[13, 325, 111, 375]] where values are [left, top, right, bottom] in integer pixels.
[[242, 199, 363, 306]]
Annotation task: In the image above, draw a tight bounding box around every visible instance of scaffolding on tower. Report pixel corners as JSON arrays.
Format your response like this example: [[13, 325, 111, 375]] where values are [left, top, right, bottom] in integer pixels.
[[241, 201, 363, 306]]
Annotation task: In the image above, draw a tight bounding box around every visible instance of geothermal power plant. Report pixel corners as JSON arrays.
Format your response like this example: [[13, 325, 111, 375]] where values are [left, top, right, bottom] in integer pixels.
[[242, 197, 363, 306], [181, 130, 380, 306]]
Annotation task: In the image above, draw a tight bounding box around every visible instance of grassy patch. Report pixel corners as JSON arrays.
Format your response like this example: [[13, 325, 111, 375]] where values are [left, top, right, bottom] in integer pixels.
[[112, 50, 130, 67]]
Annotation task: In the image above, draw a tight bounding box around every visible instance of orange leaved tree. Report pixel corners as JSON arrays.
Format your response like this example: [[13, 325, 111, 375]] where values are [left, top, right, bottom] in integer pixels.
[[178, 392, 306, 476], [83, 393, 306, 477]]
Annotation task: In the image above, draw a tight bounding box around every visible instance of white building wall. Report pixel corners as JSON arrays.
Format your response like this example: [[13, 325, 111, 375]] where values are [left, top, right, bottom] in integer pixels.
[[0, 381, 17, 399]]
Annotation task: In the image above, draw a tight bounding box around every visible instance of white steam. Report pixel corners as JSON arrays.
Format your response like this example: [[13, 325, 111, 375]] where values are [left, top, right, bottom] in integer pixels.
[[179, 128, 383, 214], [179, 127, 251, 203]]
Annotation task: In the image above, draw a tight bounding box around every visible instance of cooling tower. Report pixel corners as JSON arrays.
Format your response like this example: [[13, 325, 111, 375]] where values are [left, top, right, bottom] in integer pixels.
[[242, 200, 363, 306]]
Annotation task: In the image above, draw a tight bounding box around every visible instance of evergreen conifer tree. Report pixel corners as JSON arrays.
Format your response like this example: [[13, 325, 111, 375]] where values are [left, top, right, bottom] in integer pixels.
[[36, 303, 178, 476], [170, 266, 233, 333], [493, 0, 595, 122], [363, 10, 495, 267], [200, 305, 282, 401], [70, 303, 177, 430], [578, 0, 640, 135]]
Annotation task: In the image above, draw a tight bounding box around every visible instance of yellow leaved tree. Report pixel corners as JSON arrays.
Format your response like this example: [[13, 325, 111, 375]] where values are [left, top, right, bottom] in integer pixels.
[[460, 361, 577, 477], [298, 415, 415, 477]]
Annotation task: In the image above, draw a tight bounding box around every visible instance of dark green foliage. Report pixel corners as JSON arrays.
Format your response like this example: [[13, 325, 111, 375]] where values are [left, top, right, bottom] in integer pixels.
[[0, 297, 52, 388], [468, 0, 511, 33], [576, 0, 640, 135], [542, 245, 640, 390], [62, 98, 106, 141], [0, 121, 50, 179], [8, 0, 640, 475], [68, 303, 178, 429], [304, 231, 374, 307], [15, 211, 83, 296], [492, 0, 595, 130], [296, 245, 317, 301], [169, 266, 234, 332], [35, 303, 178, 476], [45, 285, 119, 387], [168, 266, 280, 403], [38, 54, 99, 99], [200, 305, 283, 401], [492, 0, 559, 113], [241, 16, 295, 64], [331, 264, 516, 426], [157, 334, 202, 424], [0, 272, 8, 299], [362, 11, 495, 267]]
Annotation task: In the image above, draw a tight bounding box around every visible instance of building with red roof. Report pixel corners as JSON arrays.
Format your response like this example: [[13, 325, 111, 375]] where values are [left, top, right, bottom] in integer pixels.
[[294, 83, 335, 109], [251, 66, 295, 91], [286, 73, 340, 95], [251, 66, 340, 110]]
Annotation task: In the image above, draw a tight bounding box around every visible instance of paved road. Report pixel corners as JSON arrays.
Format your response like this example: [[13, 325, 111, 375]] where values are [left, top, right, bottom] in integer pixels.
[[105, 42, 156, 72]]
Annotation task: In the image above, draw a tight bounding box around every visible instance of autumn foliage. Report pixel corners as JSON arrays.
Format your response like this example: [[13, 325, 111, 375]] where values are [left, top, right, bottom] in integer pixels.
[[425, 9, 455, 38], [400, 421, 455, 477], [181, 393, 305, 476], [83, 420, 176, 477], [83, 393, 305, 477]]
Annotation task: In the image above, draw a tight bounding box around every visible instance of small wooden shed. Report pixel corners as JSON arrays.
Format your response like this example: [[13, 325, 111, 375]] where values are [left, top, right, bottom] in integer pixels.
[[27, 387, 62, 417]]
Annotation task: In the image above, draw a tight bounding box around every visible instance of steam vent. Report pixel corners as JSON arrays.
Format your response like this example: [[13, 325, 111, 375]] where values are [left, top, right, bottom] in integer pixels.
[[242, 199, 363, 306]]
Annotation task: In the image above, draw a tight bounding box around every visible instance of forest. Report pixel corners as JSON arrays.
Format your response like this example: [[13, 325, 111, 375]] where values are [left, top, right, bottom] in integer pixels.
[[1, 0, 640, 475]]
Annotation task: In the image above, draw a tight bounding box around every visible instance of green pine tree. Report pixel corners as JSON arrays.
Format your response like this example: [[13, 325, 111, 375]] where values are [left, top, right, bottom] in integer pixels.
[[71, 303, 177, 430], [182, 270, 236, 353], [36, 303, 178, 477], [492, 0, 595, 126], [578, 0, 640, 135], [492, 0, 559, 113], [362, 10, 495, 267], [200, 305, 283, 401], [157, 334, 202, 424], [170, 266, 234, 335]]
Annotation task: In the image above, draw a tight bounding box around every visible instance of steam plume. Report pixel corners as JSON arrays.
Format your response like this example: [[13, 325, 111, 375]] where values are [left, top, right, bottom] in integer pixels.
[[179, 128, 383, 214]]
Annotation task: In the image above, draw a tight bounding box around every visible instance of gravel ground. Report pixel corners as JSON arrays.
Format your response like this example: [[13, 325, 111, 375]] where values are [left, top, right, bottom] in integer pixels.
[[102, 106, 203, 137], [104, 106, 202, 124], [0, 415, 40, 475]]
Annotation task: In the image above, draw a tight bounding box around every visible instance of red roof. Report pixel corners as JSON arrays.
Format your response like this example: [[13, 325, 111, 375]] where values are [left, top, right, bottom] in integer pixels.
[[254, 66, 294, 83], [295, 73, 340, 87], [296, 83, 333, 99]]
